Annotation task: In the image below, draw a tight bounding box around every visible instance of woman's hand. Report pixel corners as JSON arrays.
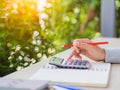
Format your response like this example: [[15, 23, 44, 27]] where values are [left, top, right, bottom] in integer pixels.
[[67, 39, 105, 62]]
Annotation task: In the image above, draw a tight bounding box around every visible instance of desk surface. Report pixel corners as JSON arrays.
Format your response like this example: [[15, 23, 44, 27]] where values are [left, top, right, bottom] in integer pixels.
[[4, 37, 120, 90]]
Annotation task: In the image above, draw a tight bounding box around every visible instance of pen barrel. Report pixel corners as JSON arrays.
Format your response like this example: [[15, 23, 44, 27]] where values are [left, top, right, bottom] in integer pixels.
[[63, 41, 108, 48], [63, 44, 73, 48], [54, 83, 84, 90], [88, 41, 108, 45]]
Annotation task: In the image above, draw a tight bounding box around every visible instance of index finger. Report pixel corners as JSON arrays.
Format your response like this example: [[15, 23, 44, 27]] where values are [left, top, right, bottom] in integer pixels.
[[67, 49, 75, 61]]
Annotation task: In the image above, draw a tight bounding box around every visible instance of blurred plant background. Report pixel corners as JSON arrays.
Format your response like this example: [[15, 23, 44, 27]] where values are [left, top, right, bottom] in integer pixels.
[[116, 0, 120, 37], [0, 0, 119, 76]]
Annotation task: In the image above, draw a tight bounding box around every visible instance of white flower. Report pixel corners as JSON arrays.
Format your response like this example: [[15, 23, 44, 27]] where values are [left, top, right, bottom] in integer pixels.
[[7, 43, 12, 47], [34, 46, 39, 52], [18, 56, 23, 61], [37, 40, 41, 45], [33, 31, 39, 38], [40, 13, 48, 19], [32, 40, 37, 45], [15, 45, 21, 51], [20, 51, 25, 56], [10, 51, 15, 55], [8, 56, 14, 60], [37, 53, 42, 58], [31, 58, 36, 63], [17, 66, 23, 71], [74, 7, 80, 14], [24, 56, 30, 61]]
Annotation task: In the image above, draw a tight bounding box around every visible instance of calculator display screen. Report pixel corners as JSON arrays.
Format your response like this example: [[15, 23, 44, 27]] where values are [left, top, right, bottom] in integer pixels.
[[50, 57, 64, 64]]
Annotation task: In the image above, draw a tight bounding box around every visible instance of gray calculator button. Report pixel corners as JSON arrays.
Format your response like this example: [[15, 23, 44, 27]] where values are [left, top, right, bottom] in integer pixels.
[[82, 61, 86, 66], [77, 60, 82, 65], [71, 59, 75, 65], [59, 59, 64, 64], [71, 60, 74, 64], [73, 60, 78, 65], [69, 59, 74, 65], [62, 60, 67, 65]]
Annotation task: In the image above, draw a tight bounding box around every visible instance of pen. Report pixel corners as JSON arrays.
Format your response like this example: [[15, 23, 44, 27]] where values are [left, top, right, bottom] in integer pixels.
[[63, 41, 108, 48], [54, 83, 84, 90], [53, 85, 69, 90]]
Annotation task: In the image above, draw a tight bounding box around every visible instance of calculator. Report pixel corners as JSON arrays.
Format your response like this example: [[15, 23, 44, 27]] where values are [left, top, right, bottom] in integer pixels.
[[49, 57, 91, 69]]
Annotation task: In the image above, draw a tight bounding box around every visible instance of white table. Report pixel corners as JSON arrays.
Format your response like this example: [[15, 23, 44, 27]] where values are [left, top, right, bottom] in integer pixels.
[[4, 37, 120, 90]]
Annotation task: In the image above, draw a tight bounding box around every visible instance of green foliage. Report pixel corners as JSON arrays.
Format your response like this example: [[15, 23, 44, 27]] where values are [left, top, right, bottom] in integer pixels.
[[45, 0, 100, 52], [0, 0, 54, 76], [116, 0, 120, 37], [0, 0, 100, 76]]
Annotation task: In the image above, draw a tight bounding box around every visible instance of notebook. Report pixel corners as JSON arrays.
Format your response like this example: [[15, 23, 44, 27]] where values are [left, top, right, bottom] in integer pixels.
[[30, 62, 111, 88], [0, 78, 49, 90]]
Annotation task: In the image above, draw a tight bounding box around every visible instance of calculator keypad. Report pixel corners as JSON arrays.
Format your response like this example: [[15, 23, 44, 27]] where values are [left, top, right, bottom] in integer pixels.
[[49, 57, 90, 69]]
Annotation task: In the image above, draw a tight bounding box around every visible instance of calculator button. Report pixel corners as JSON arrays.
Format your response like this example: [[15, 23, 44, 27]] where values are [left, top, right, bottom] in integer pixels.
[[81, 61, 86, 66], [76, 60, 82, 65], [73, 60, 78, 65], [71, 59, 75, 65], [68, 61, 72, 65], [61, 60, 67, 65], [66, 61, 70, 65], [58, 59, 64, 64], [69, 59, 74, 65]]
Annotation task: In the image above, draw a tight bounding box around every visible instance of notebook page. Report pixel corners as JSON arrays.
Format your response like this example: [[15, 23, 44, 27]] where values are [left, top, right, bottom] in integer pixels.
[[30, 62, 111, 87]]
